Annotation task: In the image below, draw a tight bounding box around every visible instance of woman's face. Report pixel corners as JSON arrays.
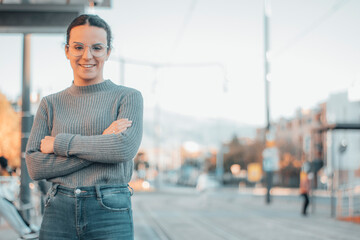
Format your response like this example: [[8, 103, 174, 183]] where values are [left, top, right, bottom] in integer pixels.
[[65, 24, 111, 86]]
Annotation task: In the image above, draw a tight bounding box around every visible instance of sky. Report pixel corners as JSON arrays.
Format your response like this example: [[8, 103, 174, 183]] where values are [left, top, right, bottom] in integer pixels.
[[0, 0, 360, 127]]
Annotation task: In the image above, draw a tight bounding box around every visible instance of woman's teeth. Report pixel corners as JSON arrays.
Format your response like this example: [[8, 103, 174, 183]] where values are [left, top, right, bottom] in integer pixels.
[[81, 64, 95, 68]]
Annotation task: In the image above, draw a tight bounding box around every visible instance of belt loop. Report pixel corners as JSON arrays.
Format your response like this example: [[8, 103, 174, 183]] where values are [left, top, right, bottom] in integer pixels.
[[95, 185, 102, 199], [127, 184, 134, 196], [52, 183, 59, 196]]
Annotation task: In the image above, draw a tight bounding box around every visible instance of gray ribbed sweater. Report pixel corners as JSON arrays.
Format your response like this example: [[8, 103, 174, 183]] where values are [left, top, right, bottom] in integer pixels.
[[25, 80, 143, 187]]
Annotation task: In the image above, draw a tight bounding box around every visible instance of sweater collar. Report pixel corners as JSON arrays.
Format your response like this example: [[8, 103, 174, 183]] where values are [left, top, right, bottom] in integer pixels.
[[68, 80, 114, 95]]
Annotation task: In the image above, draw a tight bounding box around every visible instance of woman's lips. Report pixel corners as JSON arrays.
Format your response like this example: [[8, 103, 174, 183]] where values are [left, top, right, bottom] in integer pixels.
[[79, 64, 96, 68]]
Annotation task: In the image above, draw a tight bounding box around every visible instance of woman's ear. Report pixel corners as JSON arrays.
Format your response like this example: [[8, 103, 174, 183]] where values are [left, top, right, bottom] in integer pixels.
[[105, 48, 112, 61], [65, 45, 70, 60]]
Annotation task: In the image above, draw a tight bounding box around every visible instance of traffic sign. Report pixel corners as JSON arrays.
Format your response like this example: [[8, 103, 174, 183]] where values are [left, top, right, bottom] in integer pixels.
[[247, 163, 262, 182], [262, 147, 279, 172]]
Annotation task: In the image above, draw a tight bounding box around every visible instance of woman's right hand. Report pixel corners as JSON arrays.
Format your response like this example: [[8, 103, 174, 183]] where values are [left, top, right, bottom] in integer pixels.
[[102, 119, 132, 135]]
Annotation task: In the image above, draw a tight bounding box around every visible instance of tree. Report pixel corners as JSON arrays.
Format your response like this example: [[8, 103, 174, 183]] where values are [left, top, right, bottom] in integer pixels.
[[223, 135, 264, 173], [276, 139, 303, 187], [0, 93, 21, 167], [223, 135, 245, 173]]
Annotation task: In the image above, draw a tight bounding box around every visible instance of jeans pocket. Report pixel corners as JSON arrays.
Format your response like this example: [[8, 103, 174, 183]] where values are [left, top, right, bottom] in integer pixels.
[[97, 191, 131, 212]]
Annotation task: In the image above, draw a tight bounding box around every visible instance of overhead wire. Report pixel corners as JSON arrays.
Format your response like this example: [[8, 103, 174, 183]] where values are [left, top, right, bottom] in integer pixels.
[[166, 0, 198, 63], [273, 0, 351, 58], [109, 0, 228, 91]]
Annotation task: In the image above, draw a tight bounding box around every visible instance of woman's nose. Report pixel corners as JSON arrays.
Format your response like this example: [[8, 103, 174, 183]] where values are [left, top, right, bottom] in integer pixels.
[[82, 46, 93, 59]]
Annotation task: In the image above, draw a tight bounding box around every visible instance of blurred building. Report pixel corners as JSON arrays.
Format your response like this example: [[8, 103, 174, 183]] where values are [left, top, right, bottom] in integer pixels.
[[326, 91, 360, 185], [324, 91, 360, 220], [262, 89, 360, 220], [273, 104, 327, 186]]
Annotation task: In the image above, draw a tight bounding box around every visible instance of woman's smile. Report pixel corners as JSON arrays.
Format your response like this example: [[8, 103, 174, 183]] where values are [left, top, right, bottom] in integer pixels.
[[79, 63, 96, 68], [79, 63, 97, 69]]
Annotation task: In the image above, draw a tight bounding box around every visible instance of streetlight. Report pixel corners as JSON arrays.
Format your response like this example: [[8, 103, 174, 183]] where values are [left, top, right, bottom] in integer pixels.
[[263, 0, 273, 204]]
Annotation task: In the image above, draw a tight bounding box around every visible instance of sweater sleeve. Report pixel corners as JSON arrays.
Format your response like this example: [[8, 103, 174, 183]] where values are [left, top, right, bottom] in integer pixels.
[[25, 98, 92, 181], [53, 90, 143, 163]]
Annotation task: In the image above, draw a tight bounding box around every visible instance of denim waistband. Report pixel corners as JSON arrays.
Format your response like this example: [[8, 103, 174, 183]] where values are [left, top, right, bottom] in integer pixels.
[[49, 184, 134, 198]]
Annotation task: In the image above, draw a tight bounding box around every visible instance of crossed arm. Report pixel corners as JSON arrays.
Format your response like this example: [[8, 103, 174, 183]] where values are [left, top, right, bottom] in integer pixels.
[[25, 91, 143, 181], [40, 118, 132, 154]]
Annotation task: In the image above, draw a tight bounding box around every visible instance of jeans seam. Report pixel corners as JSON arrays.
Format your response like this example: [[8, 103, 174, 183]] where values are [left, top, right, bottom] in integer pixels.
[[97, 197, 130, 212], [96, 190, 130, 212], [75, 196, 81, 238]]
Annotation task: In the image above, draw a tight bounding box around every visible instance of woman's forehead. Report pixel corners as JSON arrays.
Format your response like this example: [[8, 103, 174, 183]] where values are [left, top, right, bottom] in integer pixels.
[[69, 25, 107, 44]]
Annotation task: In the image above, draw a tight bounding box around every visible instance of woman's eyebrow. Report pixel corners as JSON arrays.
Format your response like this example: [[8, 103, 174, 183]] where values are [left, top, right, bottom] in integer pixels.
[[72, 41, 105, 45]]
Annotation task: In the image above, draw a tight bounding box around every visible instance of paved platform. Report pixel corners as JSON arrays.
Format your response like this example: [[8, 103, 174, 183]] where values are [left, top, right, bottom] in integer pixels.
[[1, 187, 359, 240], [132, 189, 359, 240]]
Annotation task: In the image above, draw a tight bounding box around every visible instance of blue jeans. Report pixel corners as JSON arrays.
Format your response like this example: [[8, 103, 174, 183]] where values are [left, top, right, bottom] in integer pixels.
[[40, 184, 134, 240]]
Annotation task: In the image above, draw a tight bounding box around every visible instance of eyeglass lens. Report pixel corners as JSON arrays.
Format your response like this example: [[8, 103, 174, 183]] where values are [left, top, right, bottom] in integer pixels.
[[68, 43, 107, 57]]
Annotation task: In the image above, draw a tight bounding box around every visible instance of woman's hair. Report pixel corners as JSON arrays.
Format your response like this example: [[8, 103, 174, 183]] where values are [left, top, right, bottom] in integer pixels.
[[66, 14, 112, 49]]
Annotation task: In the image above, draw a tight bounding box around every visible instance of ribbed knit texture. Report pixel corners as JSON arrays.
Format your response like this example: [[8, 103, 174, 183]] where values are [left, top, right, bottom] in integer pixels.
[[25, 80, 143, 187]]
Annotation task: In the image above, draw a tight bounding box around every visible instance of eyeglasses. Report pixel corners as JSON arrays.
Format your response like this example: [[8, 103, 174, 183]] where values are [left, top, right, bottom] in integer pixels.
[[67, 42, 109, 57]]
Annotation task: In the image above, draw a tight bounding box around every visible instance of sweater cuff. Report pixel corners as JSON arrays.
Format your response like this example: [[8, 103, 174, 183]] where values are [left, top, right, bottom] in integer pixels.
[[54, 133, 75, 157]]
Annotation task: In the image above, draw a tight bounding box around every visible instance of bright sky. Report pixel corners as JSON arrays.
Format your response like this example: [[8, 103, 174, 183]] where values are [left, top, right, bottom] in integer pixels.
[[0, 0, 359, 126]]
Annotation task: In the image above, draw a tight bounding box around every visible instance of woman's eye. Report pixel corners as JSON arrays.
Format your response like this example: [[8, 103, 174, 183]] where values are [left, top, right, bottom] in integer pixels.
[[93, 46, 104, 51], [74, 46, 84, 50]]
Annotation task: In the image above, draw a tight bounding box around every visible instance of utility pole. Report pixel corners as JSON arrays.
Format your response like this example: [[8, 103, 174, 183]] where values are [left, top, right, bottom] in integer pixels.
[[20, 33, 33, 221], [264, 0, 273, 204], [119, 58, 125, 86], [152, 67, 162, 189]]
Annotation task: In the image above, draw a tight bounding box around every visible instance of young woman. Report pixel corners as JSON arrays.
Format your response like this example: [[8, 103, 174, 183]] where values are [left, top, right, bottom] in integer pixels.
[[25, 14, 143, 239]]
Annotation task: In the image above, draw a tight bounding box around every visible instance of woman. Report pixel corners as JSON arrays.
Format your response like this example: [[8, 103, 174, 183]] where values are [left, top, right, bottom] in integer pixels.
[[25, 14, 143, 239]]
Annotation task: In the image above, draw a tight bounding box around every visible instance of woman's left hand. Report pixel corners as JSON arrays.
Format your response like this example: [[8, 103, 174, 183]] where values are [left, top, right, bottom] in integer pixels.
[[40, 136, 55, 154]]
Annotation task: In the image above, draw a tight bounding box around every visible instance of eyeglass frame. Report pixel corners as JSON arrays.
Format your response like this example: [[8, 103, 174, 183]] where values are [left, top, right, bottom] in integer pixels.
[[66, 42, 110, 58]]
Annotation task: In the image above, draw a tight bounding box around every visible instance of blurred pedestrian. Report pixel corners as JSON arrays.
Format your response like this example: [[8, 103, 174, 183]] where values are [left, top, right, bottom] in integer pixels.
[[0, 156, 39, 239], [25, 14, 143, 240], [299, 171, 310, 216]]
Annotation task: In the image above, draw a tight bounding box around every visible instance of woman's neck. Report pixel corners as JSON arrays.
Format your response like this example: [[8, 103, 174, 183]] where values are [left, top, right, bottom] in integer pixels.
[[73, 78, 104, 87]]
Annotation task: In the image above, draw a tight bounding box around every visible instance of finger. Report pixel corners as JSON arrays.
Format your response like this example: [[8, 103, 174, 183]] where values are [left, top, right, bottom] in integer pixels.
[[118, 119, 132, 125], [118, 127, 127, 132], [114, 125, 129, 133], [120, 120, 132, 125], [117, 123, 131, 129], [114, 125, 131, 132], [114, 118, 127, 124], [117, 118, 131, 124], [115, 121, 130, 128]]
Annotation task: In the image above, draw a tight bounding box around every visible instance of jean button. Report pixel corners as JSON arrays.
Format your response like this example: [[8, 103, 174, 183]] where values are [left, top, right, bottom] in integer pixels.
[[75, 189, 81, 194]]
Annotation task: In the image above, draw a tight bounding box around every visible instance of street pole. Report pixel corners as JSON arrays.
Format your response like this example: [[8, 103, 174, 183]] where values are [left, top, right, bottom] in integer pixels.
[[329, 130, 336, 217], [20, 33, 33, 221], [264, 0, 270, 131], [264, 0, 272, 204], [152, 67, 161, 189], [120, 58, 125, 86], [216, 145, 224, 182]]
